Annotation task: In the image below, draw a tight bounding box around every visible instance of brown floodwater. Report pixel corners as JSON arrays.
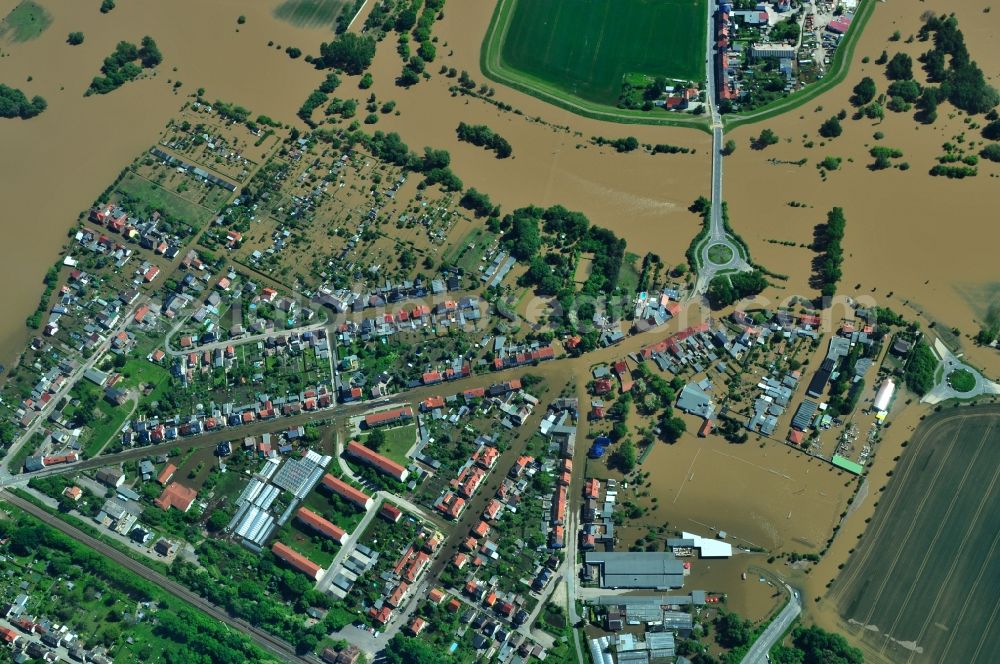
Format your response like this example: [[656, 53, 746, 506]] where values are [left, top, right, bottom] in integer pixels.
[[724, 0, 1000, 379], [356, 0, 711, 265], [0, 0, 334, 367]]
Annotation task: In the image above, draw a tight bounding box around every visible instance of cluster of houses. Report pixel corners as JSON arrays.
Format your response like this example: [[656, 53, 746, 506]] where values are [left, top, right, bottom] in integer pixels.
[[87, 203, 187, 263], [366, 525, 439, 626], [579, 478, 619, 552], [15, 359, 76, 430], [434, 435, 500, 521], [149, 147, 240, 192], [0, 603, 121, 664], [316, 273, 466, 317], [715, 1, 798, 104], [87, 464, 184, 554], [632, 289, 682, 333], [120, 382, 333, 448], [172, 328, 331, 390]]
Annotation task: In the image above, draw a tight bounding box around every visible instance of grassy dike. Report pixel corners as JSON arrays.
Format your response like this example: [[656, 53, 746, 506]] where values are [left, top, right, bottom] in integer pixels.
[[480, 0, 876, 133], [479, 0, 712, 132]]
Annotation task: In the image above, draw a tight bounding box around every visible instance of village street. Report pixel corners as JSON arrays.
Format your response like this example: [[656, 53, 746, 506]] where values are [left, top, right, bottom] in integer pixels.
[[0, 298, 147, 482]]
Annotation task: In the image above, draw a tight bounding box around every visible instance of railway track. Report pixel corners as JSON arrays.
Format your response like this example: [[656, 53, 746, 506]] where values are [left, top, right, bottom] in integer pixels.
[[0, 490, 316, 664]]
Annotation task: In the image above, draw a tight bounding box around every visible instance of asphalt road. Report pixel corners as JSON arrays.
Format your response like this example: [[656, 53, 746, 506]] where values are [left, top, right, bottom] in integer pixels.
[[694, 1, 750, 294], [0, 490, 317, 664], [740, 585, 802, 664]]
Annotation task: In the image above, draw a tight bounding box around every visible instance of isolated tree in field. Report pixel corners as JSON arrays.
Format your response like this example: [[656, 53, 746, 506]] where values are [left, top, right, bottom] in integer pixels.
[[851, 76, 877, 106], [100, 0, 115, 13], [980, 143, 1000, 162], [612, 440, 637, 473], [721, 138, 737, 155], [364, 428, 386, 452], [886, 52, 913, 80], [67, 32, 84, 45], [752, 128, 779, 150], [319, 33, 376, 75], [658, 414, 686, 443], [819, 115, 843, 138]]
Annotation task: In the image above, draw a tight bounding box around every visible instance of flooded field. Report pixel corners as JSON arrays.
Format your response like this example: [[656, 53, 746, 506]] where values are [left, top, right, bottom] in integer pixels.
[[636, 428, 855, 554], [723, 0, 1000, 372]]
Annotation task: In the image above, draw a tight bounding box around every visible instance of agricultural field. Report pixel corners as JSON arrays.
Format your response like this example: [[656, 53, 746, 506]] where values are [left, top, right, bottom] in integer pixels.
[[495, 0, 708, 105], [830, 406, 1000, 664], [0, 1, 50, 42], [274, 0, 353, 28]]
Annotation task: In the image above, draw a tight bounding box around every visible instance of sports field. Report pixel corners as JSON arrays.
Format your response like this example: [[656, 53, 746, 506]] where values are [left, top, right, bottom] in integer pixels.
[[497, 0, 707, 105], [829, 406, 1000, 664]]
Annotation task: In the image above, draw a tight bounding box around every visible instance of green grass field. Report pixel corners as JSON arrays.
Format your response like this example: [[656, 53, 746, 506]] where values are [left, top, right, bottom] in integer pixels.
[[498, 0, 707, 105], [116, 171, 215, 231], [274, 0, 351, 28], [358, 423, 416, 466], [830, 406, 1000, 664], [0, 1, 52, 42]]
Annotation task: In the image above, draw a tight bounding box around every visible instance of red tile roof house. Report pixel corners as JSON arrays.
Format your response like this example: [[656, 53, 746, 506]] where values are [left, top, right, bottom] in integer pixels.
[[472, 445, 499, 469], [387, 582, 410, 608], [297, 507, 349, 545], [408, 617, 427, 636], [363, 406, 413, 428], [321, 474, 373, 510], [380, 502, 403, 523], [154, 482, 197, 512], [157, 463, 177, 486], [345, 440, 409, 482], [0, 626, 19, 645], [369, 606, 393, 625], [272, 542, 322, 580]]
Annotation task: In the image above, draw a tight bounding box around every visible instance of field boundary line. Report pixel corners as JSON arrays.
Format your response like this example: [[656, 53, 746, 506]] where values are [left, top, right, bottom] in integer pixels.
[[969, 590, 1000, 664], [827, 413, 965, 604], [873, 424, 993, 653], [673, 448, 701, 504], [856, 419, 968, 628], [346, 0, 369, 31], [709, 448, 792, 480], [905, 448, 1000, 663]]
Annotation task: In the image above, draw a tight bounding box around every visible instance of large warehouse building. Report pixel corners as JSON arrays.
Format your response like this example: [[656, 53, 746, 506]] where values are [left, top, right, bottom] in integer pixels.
[[583, 552, 687, 589]]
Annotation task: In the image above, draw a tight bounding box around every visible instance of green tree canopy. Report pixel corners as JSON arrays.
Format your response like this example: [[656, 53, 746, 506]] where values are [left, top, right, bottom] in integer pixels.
[[319, 33, 376, 75], [851, 76, 877, 106], [886, 52, 913, 80]]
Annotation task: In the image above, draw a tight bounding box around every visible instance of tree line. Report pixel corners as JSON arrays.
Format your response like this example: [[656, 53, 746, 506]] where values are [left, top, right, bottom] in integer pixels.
[[456, 122, 512, 158], [0, 83, 47, 119], [706, 270, 768, 309], [811, 206, 846, 300]]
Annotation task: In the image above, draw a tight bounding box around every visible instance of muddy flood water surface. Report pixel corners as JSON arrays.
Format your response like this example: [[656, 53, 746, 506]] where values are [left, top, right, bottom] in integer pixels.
[[725, 0, 1000, 359], [0, 0, 332, 366]]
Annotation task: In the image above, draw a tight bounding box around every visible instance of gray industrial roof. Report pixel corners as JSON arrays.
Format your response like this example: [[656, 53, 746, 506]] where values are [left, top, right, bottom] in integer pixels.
[[585, 552, 686, 589]]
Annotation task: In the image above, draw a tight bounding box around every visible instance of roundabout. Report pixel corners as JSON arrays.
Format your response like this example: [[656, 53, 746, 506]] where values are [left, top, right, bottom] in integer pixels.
[[707, 243, 734, 266], [948, 369, 976, 393]]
